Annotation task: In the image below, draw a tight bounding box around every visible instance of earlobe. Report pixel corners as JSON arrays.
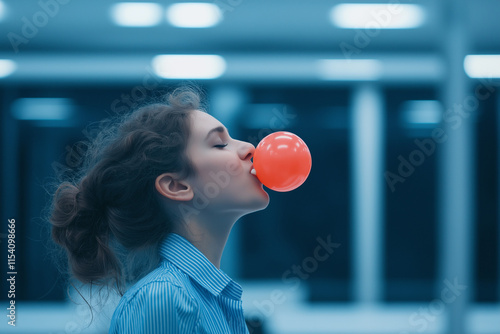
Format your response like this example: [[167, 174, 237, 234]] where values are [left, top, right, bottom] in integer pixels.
[[155, 173, 193, 201]]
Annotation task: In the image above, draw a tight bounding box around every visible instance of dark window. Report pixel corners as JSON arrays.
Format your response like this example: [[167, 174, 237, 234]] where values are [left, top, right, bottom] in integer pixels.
[[239, 86, 351, 302], [384, 87, 439, 302]]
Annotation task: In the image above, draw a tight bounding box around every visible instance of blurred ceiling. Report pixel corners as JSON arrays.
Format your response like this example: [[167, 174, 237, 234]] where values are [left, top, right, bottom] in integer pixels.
[[1, 0, 499, 54]]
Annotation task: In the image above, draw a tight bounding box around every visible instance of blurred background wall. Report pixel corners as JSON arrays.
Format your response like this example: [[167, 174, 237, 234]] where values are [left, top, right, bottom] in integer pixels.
[[0, 0, 499, 333]]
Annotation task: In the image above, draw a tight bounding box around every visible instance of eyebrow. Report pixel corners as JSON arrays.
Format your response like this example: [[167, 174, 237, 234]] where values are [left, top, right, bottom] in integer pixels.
[[204, 126, 227, 142]]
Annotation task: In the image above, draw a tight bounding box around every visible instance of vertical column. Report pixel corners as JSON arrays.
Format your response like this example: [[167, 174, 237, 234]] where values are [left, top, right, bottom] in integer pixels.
[[210, 85, 249, 279], [438, 0, 473, 333], [1, 88, 19, 296], [350, 84, 385, 304], [498, 91, 500, 304]]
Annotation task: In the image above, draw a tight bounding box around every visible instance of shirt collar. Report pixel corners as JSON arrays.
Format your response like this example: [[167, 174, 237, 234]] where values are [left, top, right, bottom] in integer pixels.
[[159, 233, 243, 300]]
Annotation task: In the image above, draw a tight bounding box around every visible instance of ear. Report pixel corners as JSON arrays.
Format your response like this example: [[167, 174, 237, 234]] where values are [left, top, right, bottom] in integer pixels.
[[155, 173, 194, 201]]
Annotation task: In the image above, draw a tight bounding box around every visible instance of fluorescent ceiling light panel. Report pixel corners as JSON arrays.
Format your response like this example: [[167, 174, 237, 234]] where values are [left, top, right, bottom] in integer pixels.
[[11, 98, 75, 120], [330, 3, 425, 29], [111, 2, 162, 27], [166, 3, 222, 28], [152, 55, 226, 79], [0, 1, 5, 21], [464, 55, 500, 78], [317, 59, 383, 80], [0, 59, 16, 78]]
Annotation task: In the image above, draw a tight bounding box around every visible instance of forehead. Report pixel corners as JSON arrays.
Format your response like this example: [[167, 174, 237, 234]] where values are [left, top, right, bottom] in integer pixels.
[[190, 110, 223, 139]]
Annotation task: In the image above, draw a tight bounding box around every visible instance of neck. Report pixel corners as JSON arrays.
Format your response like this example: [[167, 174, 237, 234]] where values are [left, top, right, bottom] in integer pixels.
[[171, 212, 241, 270]]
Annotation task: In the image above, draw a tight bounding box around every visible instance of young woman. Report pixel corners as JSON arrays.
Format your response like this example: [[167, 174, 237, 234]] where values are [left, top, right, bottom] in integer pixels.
[[49, 85, 270, 333]]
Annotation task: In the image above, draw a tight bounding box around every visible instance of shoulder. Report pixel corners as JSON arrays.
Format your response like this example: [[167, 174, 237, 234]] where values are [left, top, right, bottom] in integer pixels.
[[110, 261, 201, 333], [128, 262, 188, 294], [121, 261, 197, 307]]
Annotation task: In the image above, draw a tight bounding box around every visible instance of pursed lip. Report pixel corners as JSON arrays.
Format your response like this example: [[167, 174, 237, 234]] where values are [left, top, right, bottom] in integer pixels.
[[249, 164, 260, 181]]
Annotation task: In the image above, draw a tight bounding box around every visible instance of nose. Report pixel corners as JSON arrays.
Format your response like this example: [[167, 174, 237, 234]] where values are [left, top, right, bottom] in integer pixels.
[[239, 140, 255, 162]]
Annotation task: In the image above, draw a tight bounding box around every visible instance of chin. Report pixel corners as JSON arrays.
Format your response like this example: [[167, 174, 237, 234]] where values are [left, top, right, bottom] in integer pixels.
[[238, 194, 270, 214], [253, 193, 271, 211]]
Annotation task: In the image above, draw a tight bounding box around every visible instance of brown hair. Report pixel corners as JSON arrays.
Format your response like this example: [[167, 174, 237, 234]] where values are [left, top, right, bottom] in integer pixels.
[[47, 84, 204, 325]]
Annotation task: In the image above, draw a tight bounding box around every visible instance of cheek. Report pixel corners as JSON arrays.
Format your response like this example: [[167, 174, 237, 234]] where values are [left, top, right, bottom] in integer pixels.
[[224, 158, 244, 177], [198, 157, 238, 179], [194, 151, 244, 179]]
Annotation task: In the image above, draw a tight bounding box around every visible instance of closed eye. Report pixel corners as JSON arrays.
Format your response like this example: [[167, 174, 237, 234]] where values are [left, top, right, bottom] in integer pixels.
[[214, 144, 228, 149]]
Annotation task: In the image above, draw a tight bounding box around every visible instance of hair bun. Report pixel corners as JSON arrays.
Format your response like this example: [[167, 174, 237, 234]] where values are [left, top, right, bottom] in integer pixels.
[[76, 180, 110, 235]]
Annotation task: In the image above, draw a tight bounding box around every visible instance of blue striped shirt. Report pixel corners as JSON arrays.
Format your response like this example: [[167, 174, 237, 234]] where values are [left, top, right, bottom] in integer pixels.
[[109, 233, 250, 334]]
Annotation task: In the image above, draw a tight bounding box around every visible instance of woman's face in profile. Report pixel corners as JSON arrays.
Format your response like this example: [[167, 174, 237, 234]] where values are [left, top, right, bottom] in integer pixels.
[[184, 109, 270, 215]]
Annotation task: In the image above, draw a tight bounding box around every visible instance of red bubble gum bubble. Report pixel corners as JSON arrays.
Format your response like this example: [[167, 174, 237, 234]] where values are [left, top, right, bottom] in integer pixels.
[[252, 131, 312, 192]]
